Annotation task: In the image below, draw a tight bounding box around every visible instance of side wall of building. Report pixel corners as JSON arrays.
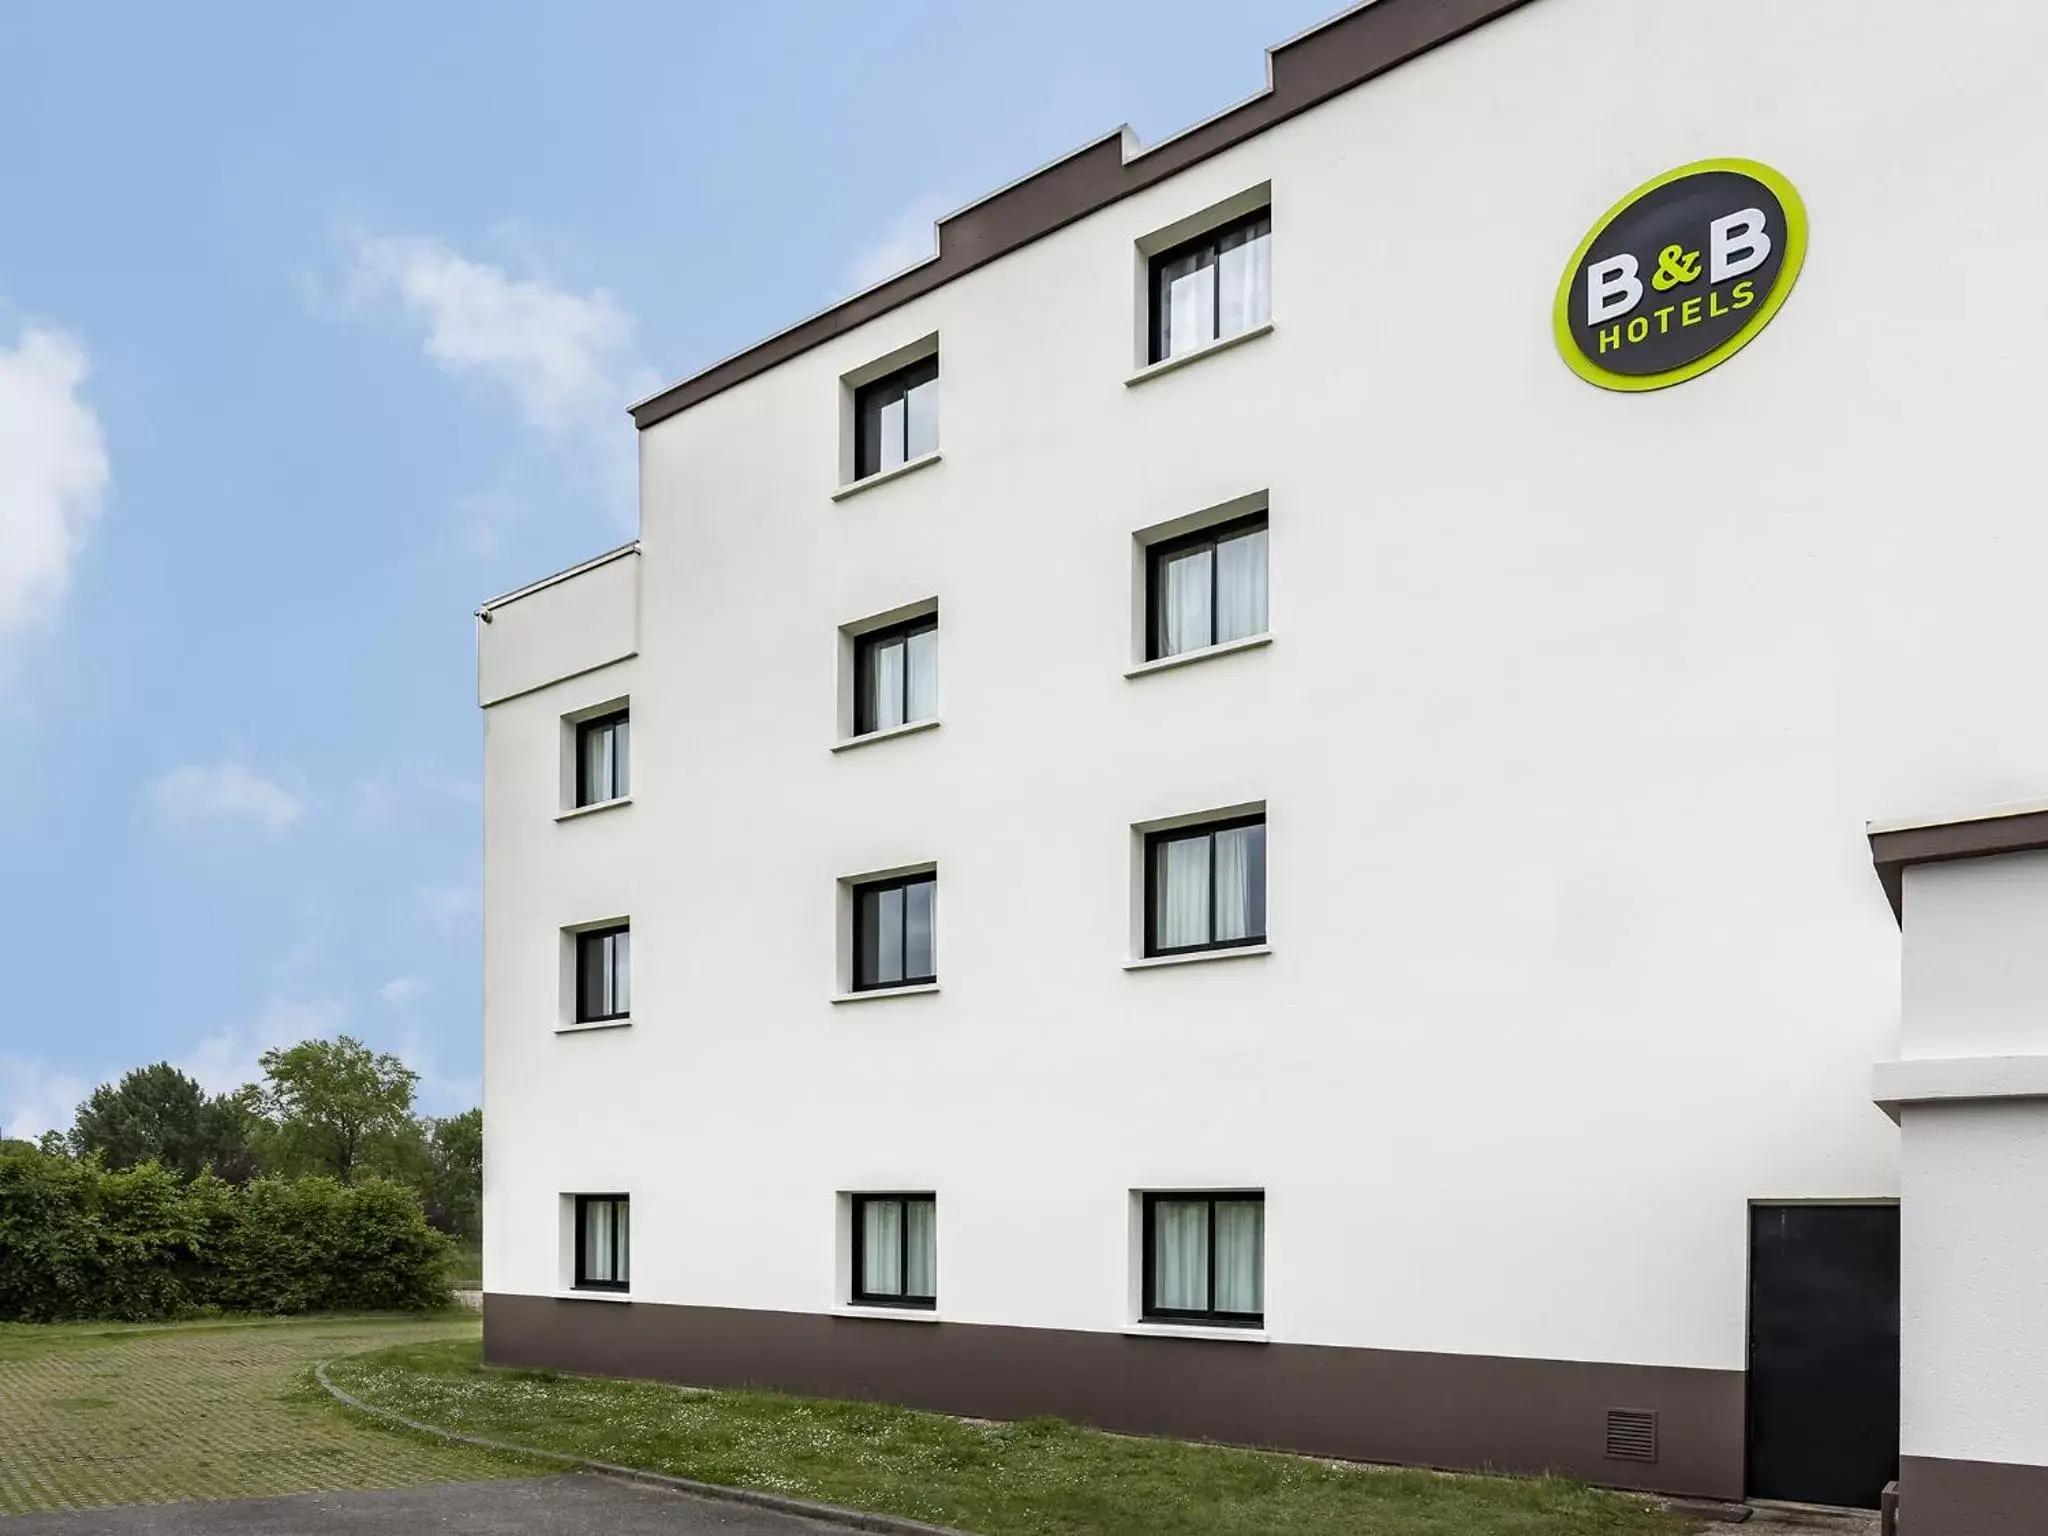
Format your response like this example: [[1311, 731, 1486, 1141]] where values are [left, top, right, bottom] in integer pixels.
[[484, 0, 2048, 1499], [1896, 854, 2048, 1531]]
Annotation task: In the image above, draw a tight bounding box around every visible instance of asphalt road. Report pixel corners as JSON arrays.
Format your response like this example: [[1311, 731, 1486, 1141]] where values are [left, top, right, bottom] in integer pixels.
[[0, 1476, 857, 1534]]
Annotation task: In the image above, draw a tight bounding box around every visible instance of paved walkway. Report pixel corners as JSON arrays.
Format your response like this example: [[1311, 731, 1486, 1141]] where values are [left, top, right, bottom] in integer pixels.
[[0, 1474, 847, 1533], [1703, 1503, 1881, 1534], [0, 1317, 516, 1517]]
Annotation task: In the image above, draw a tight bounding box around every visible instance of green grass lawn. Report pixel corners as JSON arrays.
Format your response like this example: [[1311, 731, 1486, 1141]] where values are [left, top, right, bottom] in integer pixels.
[[324, 1338, 1697, 1536], [0, 1314, 527, 1515]]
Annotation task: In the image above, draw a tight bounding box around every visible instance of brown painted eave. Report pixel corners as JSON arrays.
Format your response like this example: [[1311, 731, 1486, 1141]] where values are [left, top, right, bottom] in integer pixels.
[[629, 0, 1539, 431], [1868, 808, 2048, 924]]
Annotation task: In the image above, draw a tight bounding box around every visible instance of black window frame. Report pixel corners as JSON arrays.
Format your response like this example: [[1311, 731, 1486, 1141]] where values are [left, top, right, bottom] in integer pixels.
[[1145, 512, 1270, 661], [574, 1194, 630, 1292], [1147, 207, 1272, 364], [853, 355, 940, 479], [1140, 1190, 1264, 1327], [853, 614, 939, 737], [850, 871, 937, 991], [575, 709, 630, 807], [574, 924, 631, 1023], [849, 1192, 937, 1309], [1143, 813, 1267, 958]]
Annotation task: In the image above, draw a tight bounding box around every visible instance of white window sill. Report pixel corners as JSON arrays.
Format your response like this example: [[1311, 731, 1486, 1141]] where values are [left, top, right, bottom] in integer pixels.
[[556, 796, 632, 823], [832, 1306, 942, 1324], [1125, 322, 1274, 388], [1125, 633, 1272, 679], [830, 983, 941, 1005], [830, 717, 941, 753], [1123, 945, 1271, 972], [556, 1017, 632, 1034], [1122, 1323, 1269, 1343], [552, 1289, 632, 1304], [830, 451, 942, 502]]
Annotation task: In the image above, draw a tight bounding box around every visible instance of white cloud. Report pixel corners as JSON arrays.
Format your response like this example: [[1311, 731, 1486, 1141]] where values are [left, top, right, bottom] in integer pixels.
[[413, 880, 481, 933], [0, 1057, 88, 1141], [149, 760, 306, 836], [182, 994, 345, 1095], [391, 1021, 478, 1115], [348, 233, 653, 436], [845, 192, 957, 293], [350, 756, 480, 828], [0, 325, 108, 646], [344, 233, 655, 538], [377, 976, 428, 1010]]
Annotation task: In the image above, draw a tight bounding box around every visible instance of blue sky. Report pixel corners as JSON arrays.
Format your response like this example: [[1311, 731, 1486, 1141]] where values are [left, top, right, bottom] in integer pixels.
[[0, 0, 1335, 1136]]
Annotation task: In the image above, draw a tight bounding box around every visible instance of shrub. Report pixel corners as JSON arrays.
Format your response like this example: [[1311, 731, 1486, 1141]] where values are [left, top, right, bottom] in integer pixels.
[[0, 1142, 451, 1322]]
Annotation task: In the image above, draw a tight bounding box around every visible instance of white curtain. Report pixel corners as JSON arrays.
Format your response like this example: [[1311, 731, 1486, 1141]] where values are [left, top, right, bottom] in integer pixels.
[[1213, 826, 1263, 943], [1156, 836, 1211, 948], [862, 886, 905, 986], [1153, 1200, 1208, 1311], [1217, 224, 1272, 338], [877, 395, 907, 472], [906, 1199, 937, 1298], [1162, 255, 1216, 358], [862, 1199, 904, 1296], [905, 377, 939, 460], [903, 880, 935, 981], [581, 727, 611, 804], [1214, 1201, 1262, 1314], [610, 930, 631, 1016], [615, 1200, 631, 1284], [871, 639, 907, 730], [905, 627, 938, 722], [1159, 547, 1212, 657], [583, 1199, 620, 1284], [1214, 528, 1268, 643], [612, 719, 630, 797]]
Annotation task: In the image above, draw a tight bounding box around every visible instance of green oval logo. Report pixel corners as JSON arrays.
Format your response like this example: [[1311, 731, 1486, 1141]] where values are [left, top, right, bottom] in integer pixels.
[[1554, 158, 1807, 391]]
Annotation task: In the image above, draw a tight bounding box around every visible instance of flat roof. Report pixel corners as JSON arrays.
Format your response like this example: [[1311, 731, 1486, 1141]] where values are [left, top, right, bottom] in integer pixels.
[[628, 0, 1535, 432], [475, 540, 639, 618], [1866, 797, 2048, 922]]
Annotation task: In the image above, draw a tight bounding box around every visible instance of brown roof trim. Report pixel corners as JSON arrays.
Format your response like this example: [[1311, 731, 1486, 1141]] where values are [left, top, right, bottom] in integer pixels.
[[1867, 803, 2048, 923], [629, 0, 1539, 431]]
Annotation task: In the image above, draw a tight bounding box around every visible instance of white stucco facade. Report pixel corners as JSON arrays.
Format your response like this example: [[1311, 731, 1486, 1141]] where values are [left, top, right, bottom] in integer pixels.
[[479, 0, 2048, 1511], [1889, 851, 2048, 1478]]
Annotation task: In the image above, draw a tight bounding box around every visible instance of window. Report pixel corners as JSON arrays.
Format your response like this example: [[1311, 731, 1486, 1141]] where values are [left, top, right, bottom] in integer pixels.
[[854, 356, 939, 478], [852, 1194, 936, 1308], [1150, 209, 1271, 363], [853, 872, 936, 990], [1143, 1192, 1263, 1325], [576, 710, 630, 806], [855, 616, 938, 735], [575, 1195, 630, 1291], [1146, 815, 1265, 956], [1148, 515, 1268, 660], [576, 925, 631, 1022]]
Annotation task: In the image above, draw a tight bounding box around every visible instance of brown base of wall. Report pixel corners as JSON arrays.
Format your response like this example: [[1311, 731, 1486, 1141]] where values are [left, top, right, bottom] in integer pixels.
[[1900, 1455, 2048, 1536], [482, 1294, 1744, 1500]]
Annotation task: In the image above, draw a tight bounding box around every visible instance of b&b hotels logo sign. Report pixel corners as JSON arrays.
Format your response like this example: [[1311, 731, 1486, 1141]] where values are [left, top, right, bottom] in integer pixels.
[[1554, 158, 1807, 391]]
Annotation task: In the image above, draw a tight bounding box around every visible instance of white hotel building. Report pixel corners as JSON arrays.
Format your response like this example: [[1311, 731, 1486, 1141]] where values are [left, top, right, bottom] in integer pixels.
[[478, 2, 2048, 1528]]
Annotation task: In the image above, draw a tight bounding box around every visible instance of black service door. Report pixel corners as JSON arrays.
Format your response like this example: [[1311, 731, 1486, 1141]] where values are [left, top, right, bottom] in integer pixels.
[[1747, 1203, 1899, 1508]]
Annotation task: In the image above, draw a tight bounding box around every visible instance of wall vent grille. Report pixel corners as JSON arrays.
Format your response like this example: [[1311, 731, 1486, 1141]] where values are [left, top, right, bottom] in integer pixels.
[[1604, 1409, 1658, 1464]]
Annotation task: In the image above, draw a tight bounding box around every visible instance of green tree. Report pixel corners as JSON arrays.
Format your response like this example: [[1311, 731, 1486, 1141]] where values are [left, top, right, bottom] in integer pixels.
[[203, 1084, 272, 1184], [360, 1113, 430, 1188], [259, 1036, 418, 1182], [68, 1063, 255, 1179], [422, 1108, 482, 1238]]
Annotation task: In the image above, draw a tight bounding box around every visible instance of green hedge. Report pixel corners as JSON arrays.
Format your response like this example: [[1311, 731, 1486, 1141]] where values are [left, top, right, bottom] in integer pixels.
[[0, 1142, 451, 1322]]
